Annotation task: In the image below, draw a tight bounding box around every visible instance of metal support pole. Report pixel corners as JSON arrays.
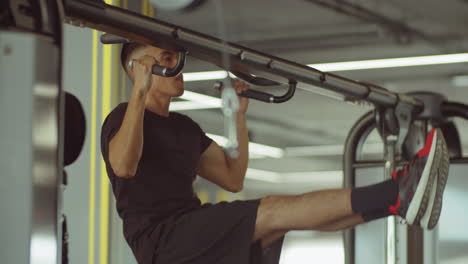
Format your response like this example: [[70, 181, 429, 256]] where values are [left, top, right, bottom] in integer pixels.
[[343, 111, 376, 264], [384, 136, 398, 264]]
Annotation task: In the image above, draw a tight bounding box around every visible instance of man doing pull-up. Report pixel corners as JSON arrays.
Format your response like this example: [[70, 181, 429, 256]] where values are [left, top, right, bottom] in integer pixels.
[[101, 43, 450, 264]]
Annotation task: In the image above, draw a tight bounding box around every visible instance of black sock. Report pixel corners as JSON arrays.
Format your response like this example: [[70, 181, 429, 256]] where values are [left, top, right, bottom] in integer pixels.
[[351, 179, 398, 215]]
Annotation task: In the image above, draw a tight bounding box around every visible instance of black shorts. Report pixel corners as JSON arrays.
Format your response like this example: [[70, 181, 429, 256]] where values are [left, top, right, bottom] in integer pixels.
[[151, 199, 284, 264]]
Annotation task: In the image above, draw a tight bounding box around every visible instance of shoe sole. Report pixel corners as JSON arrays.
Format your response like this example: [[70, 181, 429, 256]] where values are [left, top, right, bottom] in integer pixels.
[[420, 134, 450, 229], [419, 158, 439, 229], [406, 128, 442, 225]]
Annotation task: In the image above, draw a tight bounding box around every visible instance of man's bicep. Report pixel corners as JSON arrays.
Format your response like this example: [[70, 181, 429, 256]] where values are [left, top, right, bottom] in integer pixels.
[[101, 104, 126, 156], [101, 116, 122, 160], [197, 141, 233, 188], [197, 141, 227, 176]]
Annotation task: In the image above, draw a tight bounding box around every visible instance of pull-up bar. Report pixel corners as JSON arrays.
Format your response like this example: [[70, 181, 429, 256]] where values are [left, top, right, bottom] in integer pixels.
[[63, 0, 423, 111]]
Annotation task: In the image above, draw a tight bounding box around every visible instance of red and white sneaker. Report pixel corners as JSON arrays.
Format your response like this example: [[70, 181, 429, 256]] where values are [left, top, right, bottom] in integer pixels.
[[389, 128, 447, 227], [419, 130, 450, 230]]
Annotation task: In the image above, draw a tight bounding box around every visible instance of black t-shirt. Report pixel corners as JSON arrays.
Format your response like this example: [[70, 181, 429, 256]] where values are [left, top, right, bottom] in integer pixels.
[[100, 103, 212, 256]]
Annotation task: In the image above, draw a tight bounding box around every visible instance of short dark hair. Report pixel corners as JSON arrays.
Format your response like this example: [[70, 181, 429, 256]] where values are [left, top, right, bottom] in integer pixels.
[[120, 42, 145, 72]]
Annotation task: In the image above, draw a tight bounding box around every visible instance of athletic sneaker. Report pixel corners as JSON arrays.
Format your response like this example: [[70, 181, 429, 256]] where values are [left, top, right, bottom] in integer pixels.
[[388, 128, 445, 227], [419, 131, 450, 230]]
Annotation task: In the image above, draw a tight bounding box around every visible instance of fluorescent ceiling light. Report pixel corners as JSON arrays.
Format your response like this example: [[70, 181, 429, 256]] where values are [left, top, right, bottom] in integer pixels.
[[207, 133, 284, 159], [183, 70, 228, 82], [245, 168, 343, 184], [183, 53, 468, 83], [282, 170, 342, 183], [452, 75, 468, 87], [245, 168, 282, 183], [172, 90, 222, 111], [169, 102, 219, 111], [250, 142, 284, 158], [179, 90, 222, 107], [285, 142, 383, 157], [183, 71, 236, 82], [169, 101, 220, 111], [311, 53, 468, 72]]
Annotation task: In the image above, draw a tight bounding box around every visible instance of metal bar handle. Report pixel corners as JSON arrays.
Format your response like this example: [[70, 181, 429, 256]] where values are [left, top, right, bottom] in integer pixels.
[[215, 79, 297, 104], [127, 51, 187, 77], [151, 51, 186, 77], [239, 80, 297, 103], [100, 33, 130, 44], [230, 71, 280, 86], [441, 102, 468, 120], [101, 33, 187, 78]]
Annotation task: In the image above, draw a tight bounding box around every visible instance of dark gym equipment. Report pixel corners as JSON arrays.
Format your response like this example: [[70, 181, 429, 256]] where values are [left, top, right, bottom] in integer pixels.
[[343, 92, 468, 264], [101, 33, 187, 77], [2, 2, 87, 264], [64, 92, 86, 166]]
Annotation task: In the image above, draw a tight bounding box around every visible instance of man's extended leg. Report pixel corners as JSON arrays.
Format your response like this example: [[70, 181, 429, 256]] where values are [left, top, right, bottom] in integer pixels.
[[260, 208, 394, 248], [254, 189, 352, 242], [253, 182, 396, 242], [254, 128, 446, 246], [260, 214, 365, 248]]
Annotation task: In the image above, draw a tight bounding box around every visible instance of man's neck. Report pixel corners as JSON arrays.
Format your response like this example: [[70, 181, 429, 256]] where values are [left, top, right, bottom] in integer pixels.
[[145, 92, 171, 117]]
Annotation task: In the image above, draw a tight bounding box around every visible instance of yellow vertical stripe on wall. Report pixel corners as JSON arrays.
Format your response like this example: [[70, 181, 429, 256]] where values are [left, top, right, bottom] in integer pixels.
[[142, 0, 147, 15], [100, 2, 114, 264], [100, 43, 112, 264], [113, 0, 121, 104], [235, 192, 245, 201], [149, 3, 155, 17], [197, 190, 210, 204], [216, 190, 229, 202], [113, 45, 120, 107], [113, 3, 122, 262], [120, 0, 127, 101], [110, 43, 120, 264], [88, 29, 99, 264]]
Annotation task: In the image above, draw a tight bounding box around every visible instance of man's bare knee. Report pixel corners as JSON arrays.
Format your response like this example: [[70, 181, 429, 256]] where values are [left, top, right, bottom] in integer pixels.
[[254, 195, 293, 241], [254, 196, 277, 241]]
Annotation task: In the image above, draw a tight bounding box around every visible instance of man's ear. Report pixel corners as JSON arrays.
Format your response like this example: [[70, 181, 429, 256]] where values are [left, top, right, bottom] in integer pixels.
[[124, 64, 134, 83]]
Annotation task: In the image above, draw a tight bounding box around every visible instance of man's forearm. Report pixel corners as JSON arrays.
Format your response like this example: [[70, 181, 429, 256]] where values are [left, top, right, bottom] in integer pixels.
[[109, 86, 147, 177], [226, 113, 249, 188]]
